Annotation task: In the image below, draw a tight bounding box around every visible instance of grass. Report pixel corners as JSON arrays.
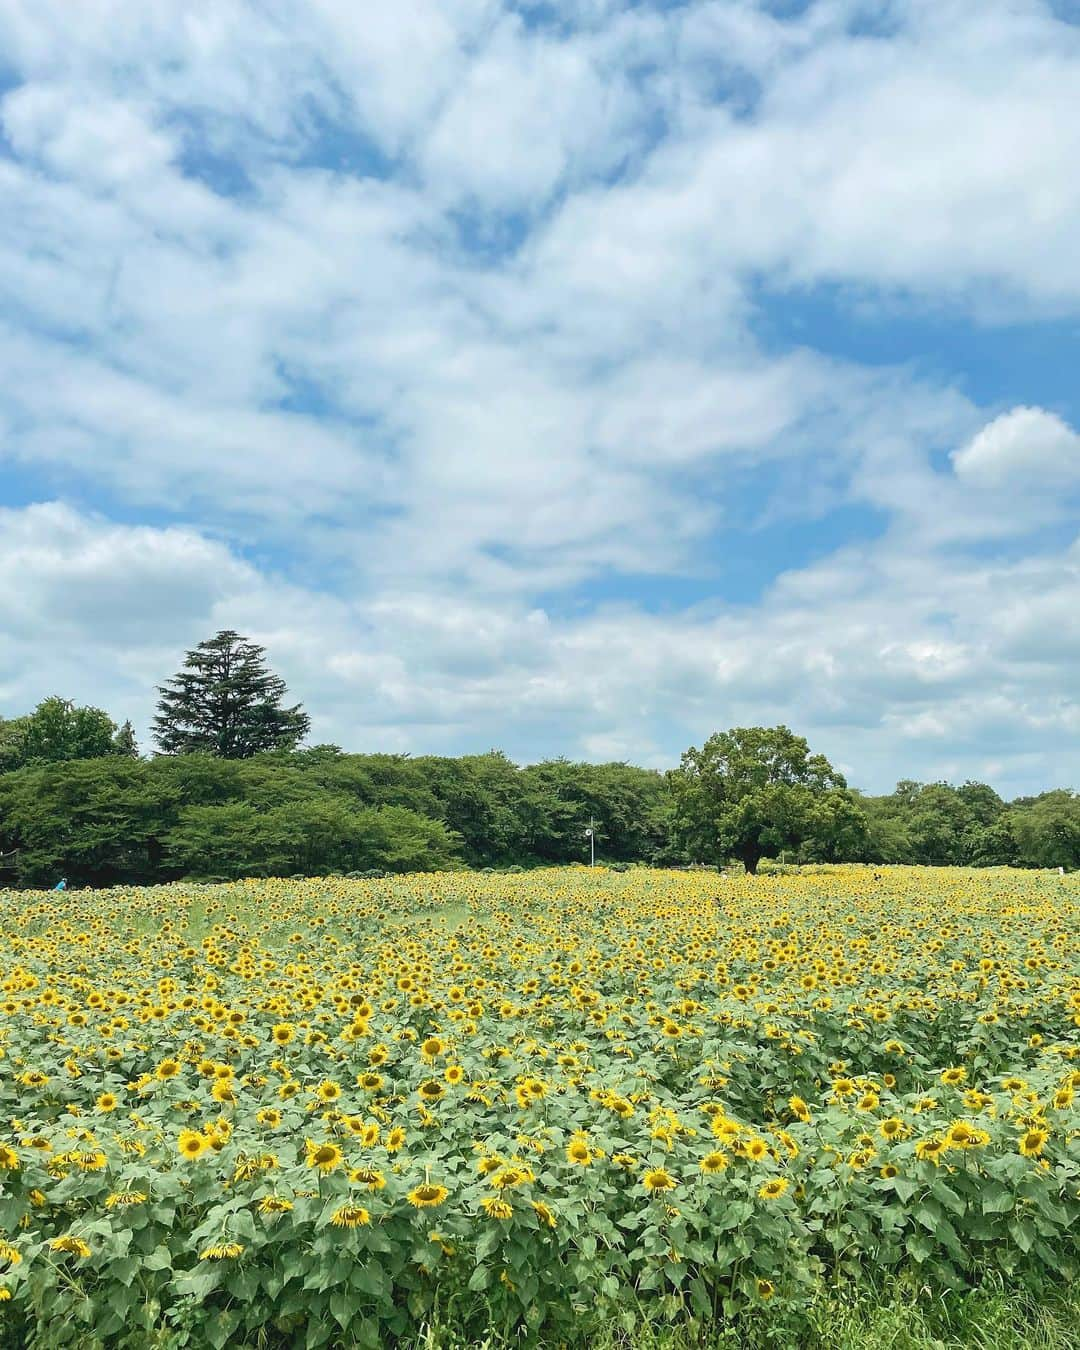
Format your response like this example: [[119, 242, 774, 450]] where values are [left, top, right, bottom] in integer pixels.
[[406, 1277, 1080, 1350]]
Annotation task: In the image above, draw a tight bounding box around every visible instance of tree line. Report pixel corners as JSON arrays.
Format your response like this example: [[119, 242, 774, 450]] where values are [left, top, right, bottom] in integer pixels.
[[0, 631, 1076, 885]]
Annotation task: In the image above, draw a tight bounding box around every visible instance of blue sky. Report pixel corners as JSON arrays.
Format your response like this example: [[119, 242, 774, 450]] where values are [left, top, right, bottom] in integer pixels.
[[0, 0, 1078, 796]]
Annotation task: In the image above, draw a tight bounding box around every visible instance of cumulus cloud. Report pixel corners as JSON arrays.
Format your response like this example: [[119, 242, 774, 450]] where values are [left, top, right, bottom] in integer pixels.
[[0, 0, 1078, 795], [953, 406, 1080, 485]]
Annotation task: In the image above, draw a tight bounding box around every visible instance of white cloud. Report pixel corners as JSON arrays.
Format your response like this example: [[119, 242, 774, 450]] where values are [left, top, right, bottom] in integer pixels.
[[1, 503, 1076, 796], [0, 0, 1078, 796], [1, 84, 175, 184], [952, 406, 1080, 485]]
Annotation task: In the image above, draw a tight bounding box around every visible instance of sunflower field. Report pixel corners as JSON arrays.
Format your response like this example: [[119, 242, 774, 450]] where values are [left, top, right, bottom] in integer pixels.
[[0, 865, 1077, 1347]]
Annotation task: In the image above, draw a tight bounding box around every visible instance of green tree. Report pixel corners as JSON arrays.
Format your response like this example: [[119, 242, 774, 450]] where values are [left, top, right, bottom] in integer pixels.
[[669, 725, 865, 873], [0, 714, 31, 772], [113, 720, 140, 758], [1008, 790, 1080, 870], [153, 630, 310, 758], [0, 697, 131, 769], [163, 799, 460, 878]]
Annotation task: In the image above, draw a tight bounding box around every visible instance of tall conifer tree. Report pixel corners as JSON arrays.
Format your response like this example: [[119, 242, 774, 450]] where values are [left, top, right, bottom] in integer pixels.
[[153, 630, 309, 758]]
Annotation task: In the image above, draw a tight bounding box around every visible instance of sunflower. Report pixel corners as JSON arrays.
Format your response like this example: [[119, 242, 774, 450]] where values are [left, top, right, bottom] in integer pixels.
[[407, 1183, 449, 1209], [258, 1196, 294, 1214], [699, 1151, 728, 1175], [349, 1165, 386, 1190], [418, 1080, 445, 1104], [757, 1177, 789, 1201], [105, 1191, 147, 1209], [177, 1129, 209, 1160], [305, 1140, 343, 1174], [386, 1127, 407, 1153], [787, 1096, 811, 1123], [566, 1139, 593, 1166], [95, 1092, 119, 1113], [271, 1024, 295, 1045], [642, 1168, 676, 1193], [532, 1200, 557, 1229], [330, 1204, 371, 1228], [50, 1235, 91, 1259], [199, 1242, 244, 1260], [1018, 1127, 1049, 1158], [914, 1136, 948, 1164], [481, 1195, 514, 1220], [756, 1279, 776, 1301]]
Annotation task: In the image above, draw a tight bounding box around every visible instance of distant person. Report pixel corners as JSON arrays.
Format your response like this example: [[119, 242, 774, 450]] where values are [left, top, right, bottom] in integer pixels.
[[53, 877, 67, 891]]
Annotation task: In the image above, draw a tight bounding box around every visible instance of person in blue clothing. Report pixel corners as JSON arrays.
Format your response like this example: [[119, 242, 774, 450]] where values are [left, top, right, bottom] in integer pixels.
[[53, 877, 67, 891]]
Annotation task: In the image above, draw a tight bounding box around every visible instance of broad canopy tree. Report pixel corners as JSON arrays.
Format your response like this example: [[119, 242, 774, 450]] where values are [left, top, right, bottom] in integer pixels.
[[0, 697, 136, 771], [669, 725, 867, 873], [153, 630, 310, 759]]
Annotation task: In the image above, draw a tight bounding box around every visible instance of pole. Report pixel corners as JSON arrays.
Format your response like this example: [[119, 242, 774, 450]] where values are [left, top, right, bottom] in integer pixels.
[[585, 819, 595, 867]]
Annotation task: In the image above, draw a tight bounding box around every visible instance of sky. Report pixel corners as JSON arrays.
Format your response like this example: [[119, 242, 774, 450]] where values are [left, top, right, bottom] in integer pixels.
[[0, 0, 1078, 797]]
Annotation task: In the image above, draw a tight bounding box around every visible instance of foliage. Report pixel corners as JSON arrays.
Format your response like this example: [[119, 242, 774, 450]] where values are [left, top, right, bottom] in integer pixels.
[[0, 706, 1076, 884], [0, 865, 1075, 1347], [669, 726, 867, 872], [0, 698, 134, 772], [153, 631, 310, 759], [1009, 791, 1080, 871], [857, 782, 1077, 871], [0, 756, 461, 886]]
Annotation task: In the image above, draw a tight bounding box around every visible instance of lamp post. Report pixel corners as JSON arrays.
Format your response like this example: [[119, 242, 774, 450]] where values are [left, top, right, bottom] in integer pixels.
[[585, 820, 595, 868]]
